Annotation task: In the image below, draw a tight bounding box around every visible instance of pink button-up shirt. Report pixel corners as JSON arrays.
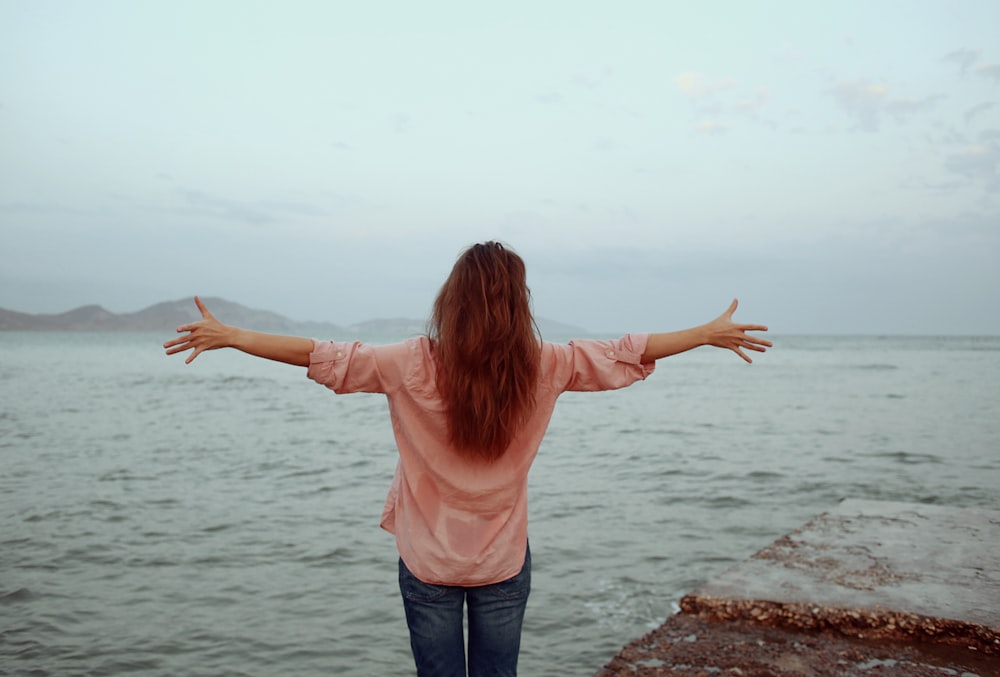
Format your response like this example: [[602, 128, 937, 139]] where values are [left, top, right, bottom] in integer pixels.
[[307, 333, 654, 586]]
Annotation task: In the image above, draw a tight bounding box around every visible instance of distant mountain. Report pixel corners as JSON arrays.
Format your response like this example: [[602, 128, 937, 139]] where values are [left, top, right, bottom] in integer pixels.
[[0, 299, 588, 337], [0, 298, 343, 334], [349, 317, 428, 336]]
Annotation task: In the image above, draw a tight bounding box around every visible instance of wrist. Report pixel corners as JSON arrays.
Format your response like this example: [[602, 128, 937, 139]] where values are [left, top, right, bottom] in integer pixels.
[[695, 322, 714, 348], [227, 325, 245, 351]]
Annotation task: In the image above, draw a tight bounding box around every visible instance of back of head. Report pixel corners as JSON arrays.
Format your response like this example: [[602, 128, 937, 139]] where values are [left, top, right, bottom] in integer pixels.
[[430, 242, 541, 461]]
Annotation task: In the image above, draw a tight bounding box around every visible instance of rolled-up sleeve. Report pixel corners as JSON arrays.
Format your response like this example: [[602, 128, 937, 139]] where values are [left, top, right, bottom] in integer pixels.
[[549, 333, 656, 392], [307, 339, 389, 394]]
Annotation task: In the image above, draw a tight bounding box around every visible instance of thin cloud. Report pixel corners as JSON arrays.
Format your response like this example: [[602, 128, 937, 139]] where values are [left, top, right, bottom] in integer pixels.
[[942, 49, 1000, 82], [391, 113, 410, 134], [694, 121, 727, 135], [177, 190, 327, 226], [0, 201, 90, 217], [885, 94, 945, 120], [945, 144, 1000, 191], [533, 91, 562, 105], [965, 102, 995, 125], [734, 87, 769, 115], [942, 48, 982, 74], [975, 63, 1000, 83], [775, 46, 804, 62], [673, 72, 736, 98], [674, 74, 768, 132], [829, 80, 940, 132], [830, 81, 888, 131]]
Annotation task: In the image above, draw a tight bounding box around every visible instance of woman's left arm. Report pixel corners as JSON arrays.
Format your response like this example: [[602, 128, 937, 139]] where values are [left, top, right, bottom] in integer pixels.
[[163, 296, 313, 366], [641, 299, 771, 364]]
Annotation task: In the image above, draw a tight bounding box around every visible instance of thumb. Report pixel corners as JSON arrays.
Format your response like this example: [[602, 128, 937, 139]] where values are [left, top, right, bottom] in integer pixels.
[[725, 298, 739, 318], [194, 295, 214, 319]]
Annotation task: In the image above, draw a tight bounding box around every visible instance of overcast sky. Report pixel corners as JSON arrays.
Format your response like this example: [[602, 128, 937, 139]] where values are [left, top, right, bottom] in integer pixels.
[[2, 1, 998, 335]]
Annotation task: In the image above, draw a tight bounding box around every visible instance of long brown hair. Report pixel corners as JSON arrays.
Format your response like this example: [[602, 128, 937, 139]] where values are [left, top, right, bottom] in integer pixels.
[[429, 242, 541, 461]]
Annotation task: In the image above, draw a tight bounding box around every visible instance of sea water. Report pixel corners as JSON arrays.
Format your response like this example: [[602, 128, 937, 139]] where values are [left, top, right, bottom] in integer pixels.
[[2, 332, 999, 676]]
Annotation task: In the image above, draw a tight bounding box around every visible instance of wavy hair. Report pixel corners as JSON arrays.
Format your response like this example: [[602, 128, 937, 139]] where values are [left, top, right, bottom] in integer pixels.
[[429, 242, 541, 461]]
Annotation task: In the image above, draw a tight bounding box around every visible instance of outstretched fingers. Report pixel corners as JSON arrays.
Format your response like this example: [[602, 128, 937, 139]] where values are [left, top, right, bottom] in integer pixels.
[[732, 346, 752, 363], [163, 334, 197, 360], [162, 297, 214, 363], [733, 328, 772, 364], [742, 331, 773, 348], [163, 337, 188, 353], [162, 336, 205, 363], [171, 297, 214, 334], [194, 295, 214, 319]]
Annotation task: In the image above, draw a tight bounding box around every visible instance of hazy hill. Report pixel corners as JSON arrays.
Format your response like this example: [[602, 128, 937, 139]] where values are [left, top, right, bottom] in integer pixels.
[[0, 299, 587, 338], [0, 298, 344, 334]]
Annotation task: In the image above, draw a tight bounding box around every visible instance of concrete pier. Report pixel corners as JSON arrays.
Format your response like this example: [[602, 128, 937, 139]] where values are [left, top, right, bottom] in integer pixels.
[[597, 499, 1000, 676]]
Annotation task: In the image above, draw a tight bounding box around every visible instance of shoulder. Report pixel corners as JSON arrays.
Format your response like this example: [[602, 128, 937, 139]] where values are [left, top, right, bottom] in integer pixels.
[[374, 336, 425, 360], [396, 336, 438, 391], [402, 335, 433, 361]]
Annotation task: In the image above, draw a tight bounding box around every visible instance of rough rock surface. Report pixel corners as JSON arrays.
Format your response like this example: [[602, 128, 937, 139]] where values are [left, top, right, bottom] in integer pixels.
[[596, 613, 997, 676], [597, 499, 1000, 676]]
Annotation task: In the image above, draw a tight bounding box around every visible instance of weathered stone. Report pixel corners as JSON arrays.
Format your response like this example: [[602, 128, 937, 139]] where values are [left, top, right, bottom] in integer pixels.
[[596, 613, 998, 676], [598, 499, 1000, 676]]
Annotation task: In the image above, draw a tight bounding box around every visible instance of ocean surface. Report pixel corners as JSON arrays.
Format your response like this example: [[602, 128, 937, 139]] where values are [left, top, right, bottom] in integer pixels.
[[2, 331, 999, 676]]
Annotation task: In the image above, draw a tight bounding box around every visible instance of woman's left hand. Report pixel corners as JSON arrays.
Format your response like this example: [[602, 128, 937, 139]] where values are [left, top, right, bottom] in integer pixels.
[[704, 299, 772, 363]]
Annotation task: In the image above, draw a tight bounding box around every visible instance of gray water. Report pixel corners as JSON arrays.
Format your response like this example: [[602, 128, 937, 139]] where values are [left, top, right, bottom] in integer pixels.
[[2, 332, 999, 676]]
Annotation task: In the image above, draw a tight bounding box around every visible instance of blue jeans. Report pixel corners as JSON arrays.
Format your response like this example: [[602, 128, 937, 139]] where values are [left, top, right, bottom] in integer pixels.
[[398, 545, 531, 677]]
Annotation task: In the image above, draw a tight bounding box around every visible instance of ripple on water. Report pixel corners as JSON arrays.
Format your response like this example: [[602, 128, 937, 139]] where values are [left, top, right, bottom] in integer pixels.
[[0, 587, 36, 604], [865, 450, 943, 465]]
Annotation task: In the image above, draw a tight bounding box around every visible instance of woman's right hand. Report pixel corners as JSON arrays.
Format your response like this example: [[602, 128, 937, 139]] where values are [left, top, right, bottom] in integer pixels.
[[163, 296, 234, 364]]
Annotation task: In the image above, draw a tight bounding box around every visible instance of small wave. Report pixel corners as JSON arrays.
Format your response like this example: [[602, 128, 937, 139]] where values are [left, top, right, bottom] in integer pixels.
[[0, 587, 35, 604], [125, 555, 178, 567], [147, 498, 181, 507], [280, 466, 331, 479], [1, 537, 33, 547], [746, 470, 785, 480], [849, 363, 899, 370], [210, 375, 273, 389], [297, 548, 349, 565], [88, 499, 124, 510], [23, 510, 63, 523], [124, 375, 155, 386], [701, 495, 753, 509], [98, 469, 159, 482], [866, 450, 943, 465]]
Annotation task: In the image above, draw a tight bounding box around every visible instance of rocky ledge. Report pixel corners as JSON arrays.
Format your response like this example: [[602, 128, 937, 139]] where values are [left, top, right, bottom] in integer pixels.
[[597, 499, 1000, 676]]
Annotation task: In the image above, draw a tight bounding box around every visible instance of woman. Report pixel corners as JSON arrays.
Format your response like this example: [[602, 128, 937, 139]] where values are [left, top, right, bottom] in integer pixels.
[[163, 241, 770, 676]]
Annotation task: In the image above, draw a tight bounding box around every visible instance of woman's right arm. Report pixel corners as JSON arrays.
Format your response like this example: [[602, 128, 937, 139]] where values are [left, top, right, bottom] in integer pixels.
[[163, 296, 314, 366]]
